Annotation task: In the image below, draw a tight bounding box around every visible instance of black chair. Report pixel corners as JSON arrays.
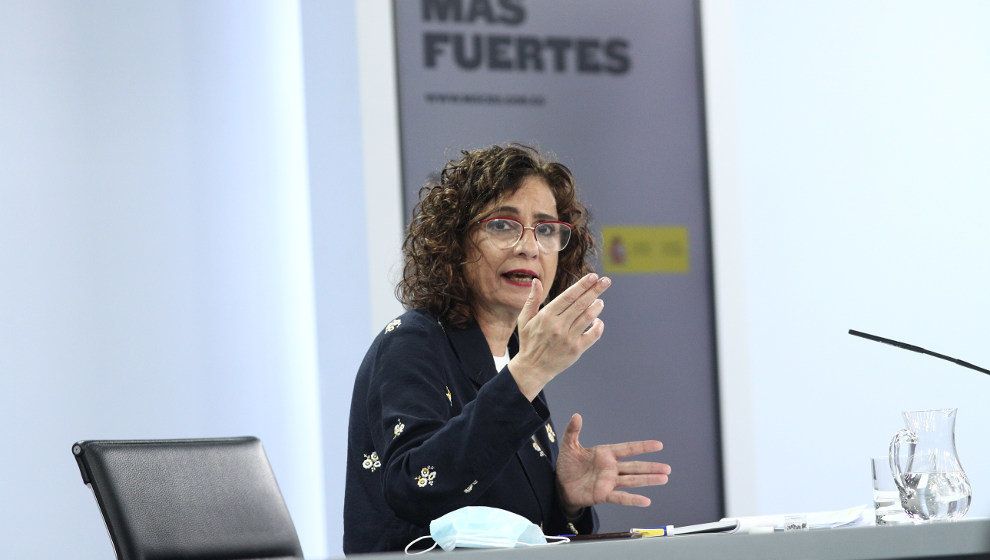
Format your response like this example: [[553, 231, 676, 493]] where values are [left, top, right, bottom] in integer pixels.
[[73, 436, 304, 560]]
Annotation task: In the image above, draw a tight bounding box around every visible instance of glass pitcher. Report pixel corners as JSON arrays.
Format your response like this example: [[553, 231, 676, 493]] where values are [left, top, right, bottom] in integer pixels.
[[889, 408, 971, 522]]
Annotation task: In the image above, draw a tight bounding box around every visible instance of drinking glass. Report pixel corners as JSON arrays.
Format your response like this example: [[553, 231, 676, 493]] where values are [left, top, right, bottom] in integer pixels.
[[872, 457, 909, 525]]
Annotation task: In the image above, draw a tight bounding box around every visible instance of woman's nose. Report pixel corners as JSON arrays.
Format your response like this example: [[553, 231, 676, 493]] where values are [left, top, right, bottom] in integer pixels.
[[515, 227, 541, 256]]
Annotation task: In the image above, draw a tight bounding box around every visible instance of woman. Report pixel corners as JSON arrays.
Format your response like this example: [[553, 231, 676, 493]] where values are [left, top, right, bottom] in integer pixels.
[[344, 144, 671, 554]]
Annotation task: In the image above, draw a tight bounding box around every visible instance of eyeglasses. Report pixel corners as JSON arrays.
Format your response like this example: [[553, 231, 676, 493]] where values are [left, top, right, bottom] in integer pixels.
[[478, 217, 574, 253]]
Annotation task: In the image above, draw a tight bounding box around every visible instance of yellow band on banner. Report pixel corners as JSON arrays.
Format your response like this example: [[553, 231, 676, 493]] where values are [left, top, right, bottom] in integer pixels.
[[601, 226, 689, 274]]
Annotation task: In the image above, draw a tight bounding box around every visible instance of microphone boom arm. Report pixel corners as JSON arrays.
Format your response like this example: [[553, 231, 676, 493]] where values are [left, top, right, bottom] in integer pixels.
[[849, 329, 990, 376]]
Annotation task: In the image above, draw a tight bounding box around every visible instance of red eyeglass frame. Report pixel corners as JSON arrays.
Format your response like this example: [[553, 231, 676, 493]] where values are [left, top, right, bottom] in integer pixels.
[[477, 216, 574, 251]]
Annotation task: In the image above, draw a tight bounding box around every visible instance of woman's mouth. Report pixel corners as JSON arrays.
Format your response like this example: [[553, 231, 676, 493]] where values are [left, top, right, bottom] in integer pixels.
[[501, 270, 538, 287]]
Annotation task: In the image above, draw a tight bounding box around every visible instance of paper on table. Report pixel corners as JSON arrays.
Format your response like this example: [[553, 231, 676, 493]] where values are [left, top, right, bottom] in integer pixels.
[[667, 518, 740, 536], [633, 505, 870, 538], [729, 505, 870, 533]]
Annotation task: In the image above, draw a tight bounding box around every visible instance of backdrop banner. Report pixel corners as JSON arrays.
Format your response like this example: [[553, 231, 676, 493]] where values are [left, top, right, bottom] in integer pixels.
[[393, 0, 721, 530]]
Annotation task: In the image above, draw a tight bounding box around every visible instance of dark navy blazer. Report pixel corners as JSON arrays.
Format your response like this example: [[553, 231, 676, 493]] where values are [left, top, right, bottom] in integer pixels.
[[343, 309, 596, 554]]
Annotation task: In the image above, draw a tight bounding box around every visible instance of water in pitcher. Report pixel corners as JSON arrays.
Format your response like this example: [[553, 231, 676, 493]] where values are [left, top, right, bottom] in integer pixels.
[[898, 471, 972, 521], [890, 408, 972, 522]]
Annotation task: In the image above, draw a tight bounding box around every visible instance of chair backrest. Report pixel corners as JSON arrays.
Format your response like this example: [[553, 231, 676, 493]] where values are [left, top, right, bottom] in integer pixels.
[[73, 436, 303, 560]]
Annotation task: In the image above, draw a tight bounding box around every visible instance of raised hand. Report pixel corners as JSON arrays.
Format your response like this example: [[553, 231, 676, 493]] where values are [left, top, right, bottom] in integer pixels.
[[508, 273, 610, 401], [555, 413, 671, 515]]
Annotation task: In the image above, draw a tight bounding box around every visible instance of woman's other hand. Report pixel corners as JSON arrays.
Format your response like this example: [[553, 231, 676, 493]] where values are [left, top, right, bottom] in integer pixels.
[[508, 273, 610, 400], [555, 413, 671, 516]]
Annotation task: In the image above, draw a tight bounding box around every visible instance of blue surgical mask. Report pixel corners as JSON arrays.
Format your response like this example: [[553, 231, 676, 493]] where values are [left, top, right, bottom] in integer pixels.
[[405, 506, 569, 553]]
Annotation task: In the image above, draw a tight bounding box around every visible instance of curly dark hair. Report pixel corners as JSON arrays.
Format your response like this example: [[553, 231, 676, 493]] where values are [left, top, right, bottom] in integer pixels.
[[397, 144, 596, 328]]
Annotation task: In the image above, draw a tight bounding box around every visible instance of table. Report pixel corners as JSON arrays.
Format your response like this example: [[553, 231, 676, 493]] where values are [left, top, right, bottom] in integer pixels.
[[345, 518, 990, 559]]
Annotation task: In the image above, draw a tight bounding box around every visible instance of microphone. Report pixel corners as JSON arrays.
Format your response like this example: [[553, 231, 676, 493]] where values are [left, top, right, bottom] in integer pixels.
[[849, 329, 990, 376]]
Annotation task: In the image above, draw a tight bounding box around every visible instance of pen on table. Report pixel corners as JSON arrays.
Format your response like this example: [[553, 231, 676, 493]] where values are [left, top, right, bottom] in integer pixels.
[[630, 525, 675, 537]]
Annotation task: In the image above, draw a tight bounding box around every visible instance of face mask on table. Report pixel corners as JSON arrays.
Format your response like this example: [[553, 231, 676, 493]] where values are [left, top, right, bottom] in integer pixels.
[[404, 506, 570, 553]]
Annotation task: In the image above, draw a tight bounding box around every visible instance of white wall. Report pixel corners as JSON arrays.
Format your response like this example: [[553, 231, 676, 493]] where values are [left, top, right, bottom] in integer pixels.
[[703, 0, 990, 518], [0, 1, 358, 557], [300, 0, 403, 553], [355, 0, 407, 334]]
